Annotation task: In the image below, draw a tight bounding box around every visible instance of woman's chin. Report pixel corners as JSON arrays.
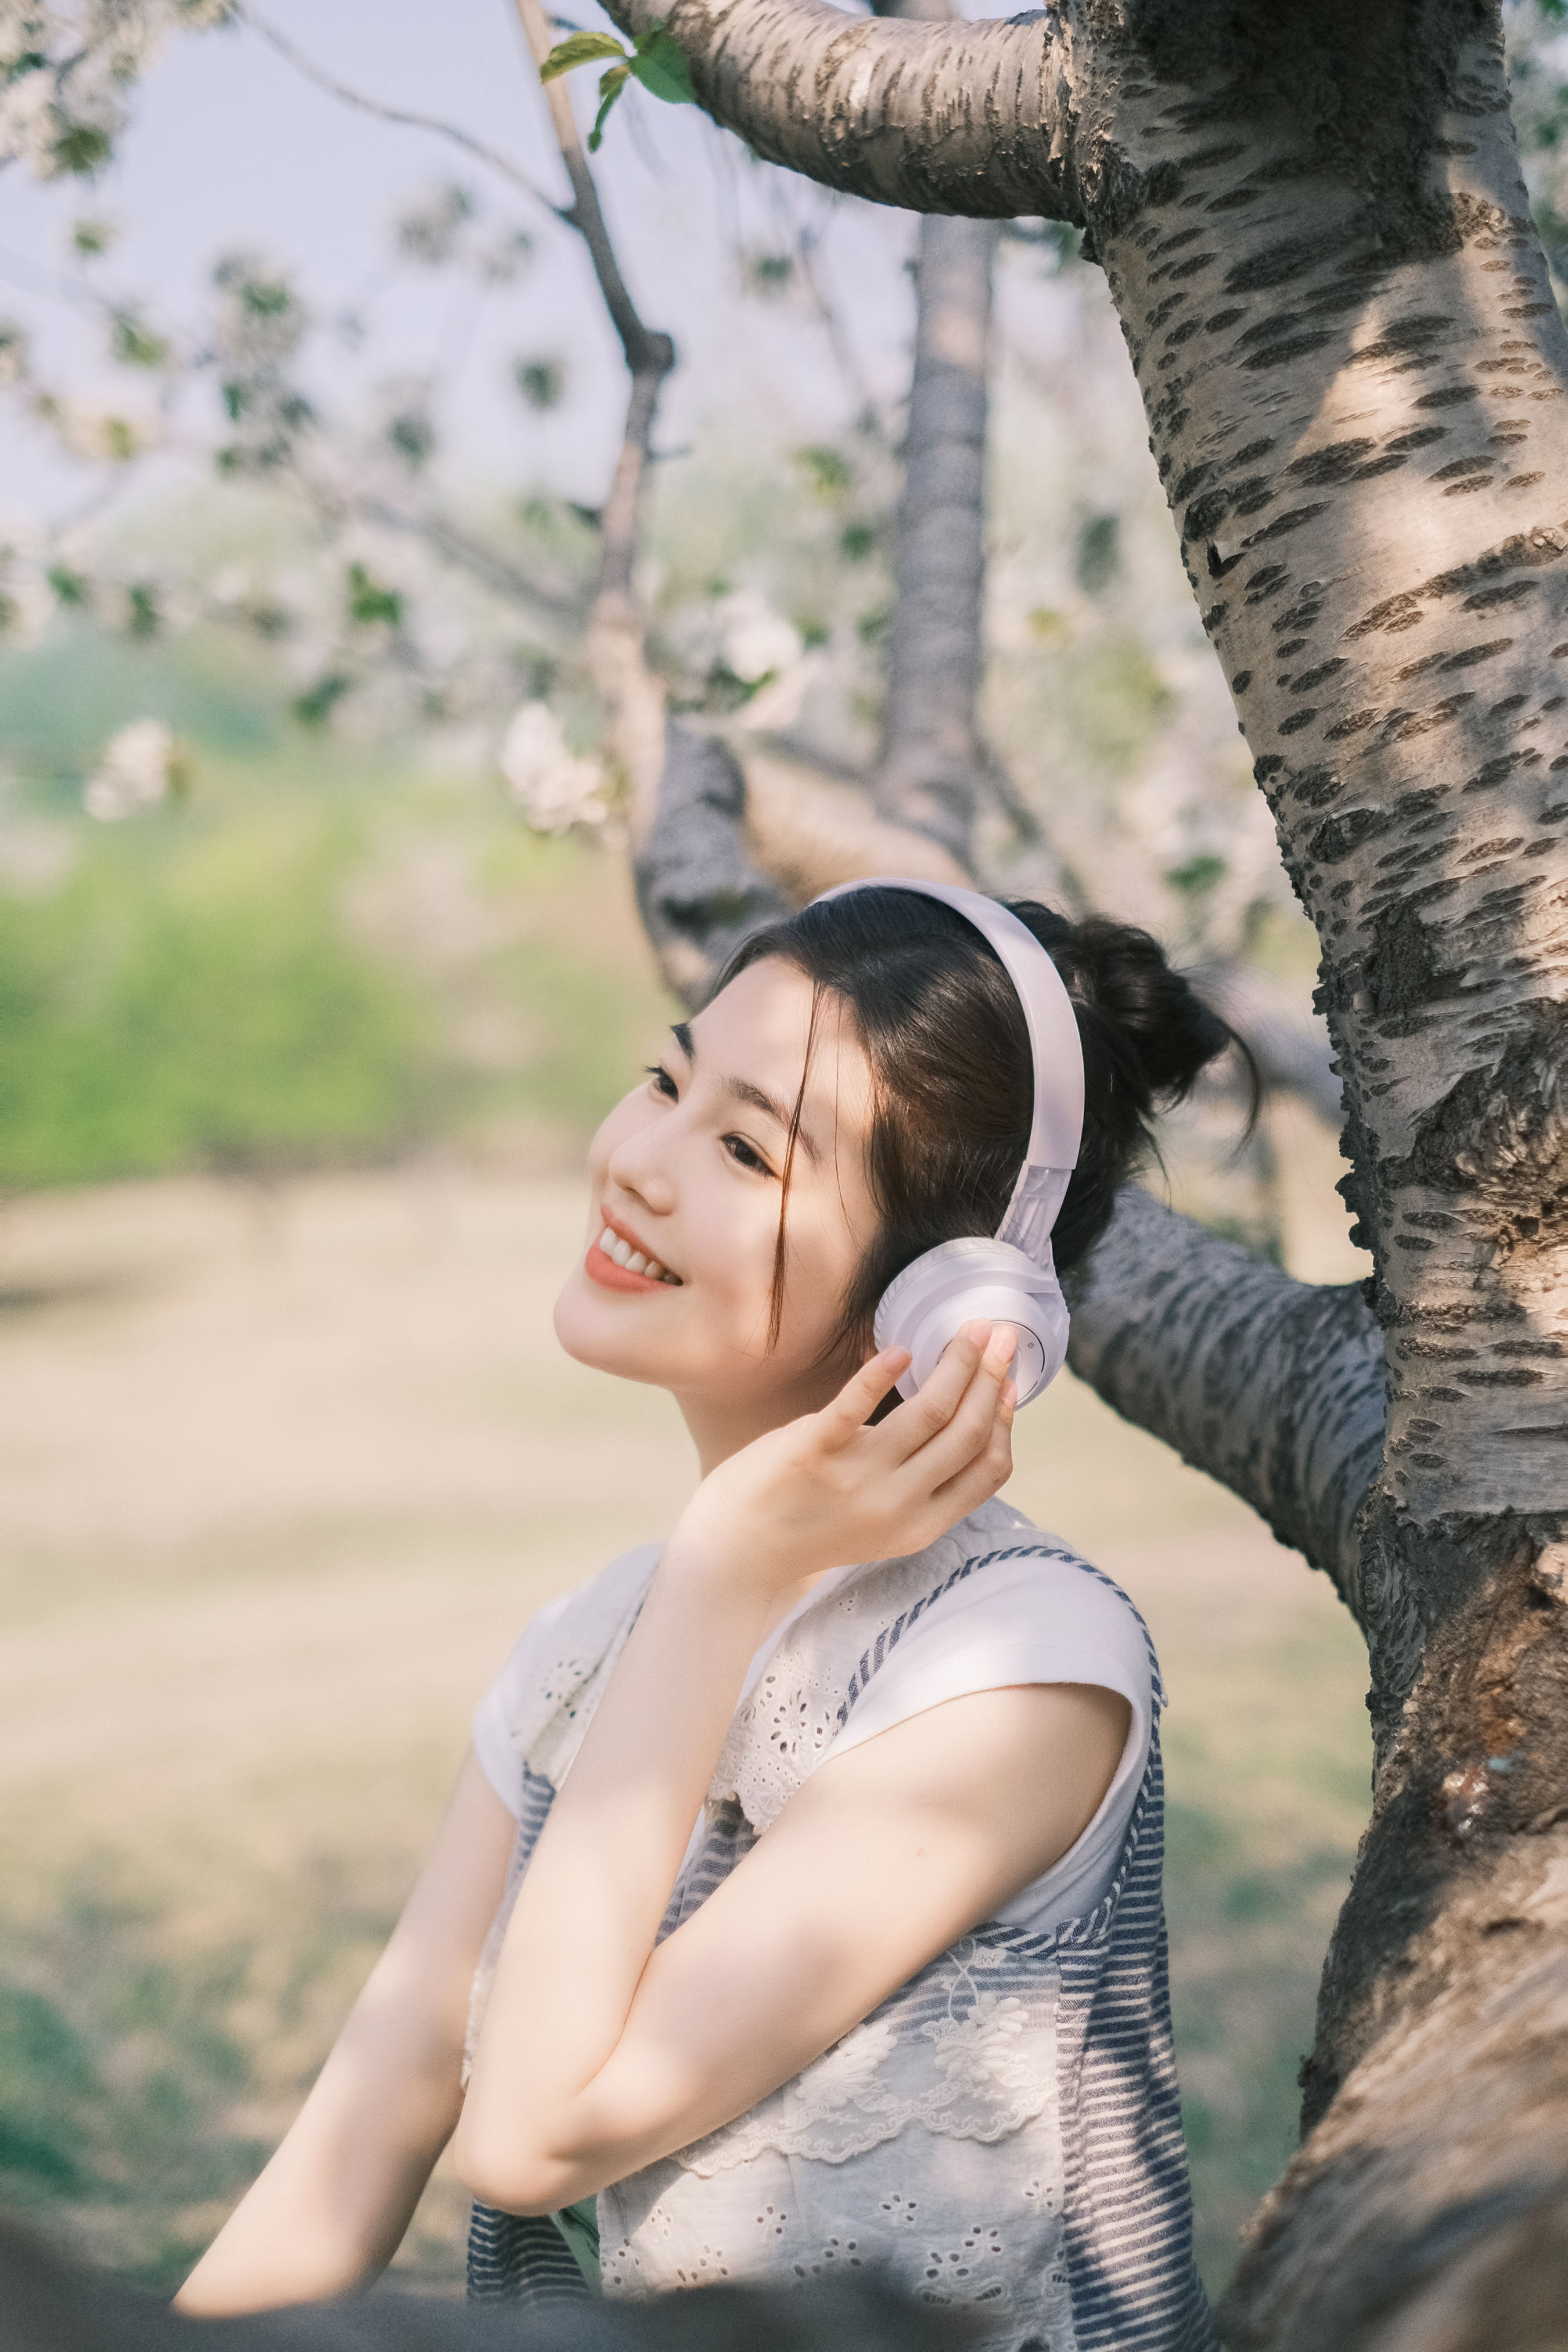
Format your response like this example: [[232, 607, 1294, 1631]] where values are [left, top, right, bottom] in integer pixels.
[[552, 1265, 675, 1379]]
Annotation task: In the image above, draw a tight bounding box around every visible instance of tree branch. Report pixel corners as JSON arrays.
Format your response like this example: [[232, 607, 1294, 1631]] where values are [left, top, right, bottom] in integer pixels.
[[509, 0, 672, 382], [501, 0, 679, 897], [595, 0, 1078, 219], [1067, 1185, 1385, 1612], [235, 4, 565, 219], [357, 497, 588, 626], [634, 730, 795, 1007]]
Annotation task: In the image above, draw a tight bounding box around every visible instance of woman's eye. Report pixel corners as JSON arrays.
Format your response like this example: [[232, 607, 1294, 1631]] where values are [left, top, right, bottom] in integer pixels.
[[723, 1134, 774, 1177], [646, 1064, 679, 1102]]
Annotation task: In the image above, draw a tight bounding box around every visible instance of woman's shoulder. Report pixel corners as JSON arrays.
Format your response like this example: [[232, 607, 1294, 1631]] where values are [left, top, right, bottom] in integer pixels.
[[871, 1496, 1160, 1714], [488, 1540, 662, 1697], [473, 1540, 664, 1811], [926, 1498, 1152, 1646]]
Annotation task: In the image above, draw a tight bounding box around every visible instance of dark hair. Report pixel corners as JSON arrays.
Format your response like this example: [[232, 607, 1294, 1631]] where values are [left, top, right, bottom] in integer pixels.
[[721, 887, 1241, 1353]]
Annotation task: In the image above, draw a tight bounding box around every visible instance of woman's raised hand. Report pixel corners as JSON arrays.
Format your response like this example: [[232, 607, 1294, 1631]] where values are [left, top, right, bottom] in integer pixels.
[[672, 1322, 1018, 1598]]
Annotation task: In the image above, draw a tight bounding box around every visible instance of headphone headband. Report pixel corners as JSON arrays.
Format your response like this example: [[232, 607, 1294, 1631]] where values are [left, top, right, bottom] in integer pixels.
[[811, 878, 1084, 1265]]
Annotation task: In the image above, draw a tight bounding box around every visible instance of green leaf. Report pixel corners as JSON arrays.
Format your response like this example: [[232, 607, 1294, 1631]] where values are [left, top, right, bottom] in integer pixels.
[[627, 25, 695, 103], [539, 29, 627, 81], [346, 562, 403, 628], [588, 65, 630, 152]]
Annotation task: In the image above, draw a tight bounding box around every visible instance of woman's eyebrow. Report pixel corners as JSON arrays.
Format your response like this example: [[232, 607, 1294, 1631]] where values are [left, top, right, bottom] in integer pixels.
[[671, 1025, 822, 1166], [725, 1077, 822, 1165]]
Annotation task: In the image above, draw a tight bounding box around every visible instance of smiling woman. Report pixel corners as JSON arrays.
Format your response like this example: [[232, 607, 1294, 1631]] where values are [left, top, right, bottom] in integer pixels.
[[558, 965, 879, 1447], [174, 883, 1238, 2352]]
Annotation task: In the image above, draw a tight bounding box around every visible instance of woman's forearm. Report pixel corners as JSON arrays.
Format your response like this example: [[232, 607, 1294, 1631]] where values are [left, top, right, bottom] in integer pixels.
[[175, 2008, 462, 2312], [455, 1536, 769, 2211], [456, 1331, 1016, 2213], [177, 1753, 514, 2314]]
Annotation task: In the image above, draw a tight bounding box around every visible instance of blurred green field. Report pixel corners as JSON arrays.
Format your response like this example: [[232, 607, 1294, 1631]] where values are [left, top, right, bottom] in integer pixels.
[[0, 653, 1373, 2304], [0, 624, 678, 1191], [0, 1160, 1371, 2303]]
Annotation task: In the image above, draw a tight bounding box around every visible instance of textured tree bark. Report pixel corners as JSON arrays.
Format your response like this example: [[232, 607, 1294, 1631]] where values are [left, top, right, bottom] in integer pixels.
[[600, 0, 1072, 215], [1067, 1184, 1384, 1608], [592, 0, 1568, 2337], [876, 204, 999, 864], [1070, 55, 1568, 2339]]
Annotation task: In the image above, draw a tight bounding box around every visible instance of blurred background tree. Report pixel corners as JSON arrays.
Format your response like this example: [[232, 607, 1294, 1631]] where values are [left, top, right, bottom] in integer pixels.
[[4, 0, 1566, 2308], [0, 0, 1447, 1232]]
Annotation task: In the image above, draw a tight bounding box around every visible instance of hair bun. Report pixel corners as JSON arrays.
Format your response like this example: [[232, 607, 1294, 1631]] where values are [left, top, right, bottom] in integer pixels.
[[1056, 914, 1233, 1103]]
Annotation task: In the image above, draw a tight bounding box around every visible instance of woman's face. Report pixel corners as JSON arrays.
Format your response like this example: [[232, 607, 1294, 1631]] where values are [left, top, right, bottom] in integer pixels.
[[553, 958, 880, 1441]]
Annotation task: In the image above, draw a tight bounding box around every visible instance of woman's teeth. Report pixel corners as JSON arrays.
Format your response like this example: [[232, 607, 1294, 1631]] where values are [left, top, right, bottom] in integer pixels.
[[597, 1226, 679, 1283]]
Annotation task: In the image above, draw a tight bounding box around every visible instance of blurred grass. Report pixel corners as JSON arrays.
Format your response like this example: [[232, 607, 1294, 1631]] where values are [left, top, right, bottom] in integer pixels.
[[0, 1168, 1372, 2301], [0, 635, 1373, 2302], [0, 800, 433, 1186], [0, 744, 675, 1189]]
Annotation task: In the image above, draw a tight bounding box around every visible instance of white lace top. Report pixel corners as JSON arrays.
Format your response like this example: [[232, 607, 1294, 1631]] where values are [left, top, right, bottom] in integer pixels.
[[472, 1524, 1153, 1935], [463, 1499, 1212, 2352]]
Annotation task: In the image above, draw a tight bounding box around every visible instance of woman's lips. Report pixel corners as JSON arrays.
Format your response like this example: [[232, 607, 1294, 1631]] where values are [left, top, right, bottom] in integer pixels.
[[584, 1214, 681, 1293], [584, 1242, 672, 1294]]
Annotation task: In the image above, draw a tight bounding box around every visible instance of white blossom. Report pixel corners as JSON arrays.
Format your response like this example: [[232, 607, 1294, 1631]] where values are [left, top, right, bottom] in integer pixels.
[[0, 3, 230, 178], [37, 392, 157, 462], [718, 589, 802, 686], [83, 717, 182, 820], [498, 702, 606, 833]]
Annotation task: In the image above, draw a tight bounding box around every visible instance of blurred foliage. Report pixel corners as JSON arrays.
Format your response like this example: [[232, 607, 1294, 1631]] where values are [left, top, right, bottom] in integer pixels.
[[0, 804, 435, 1188], [0, 1901, 260, 2285], [1508, 0, 1568, 283], [0, 624, 279, 778], [0, 630, 674, 1189]]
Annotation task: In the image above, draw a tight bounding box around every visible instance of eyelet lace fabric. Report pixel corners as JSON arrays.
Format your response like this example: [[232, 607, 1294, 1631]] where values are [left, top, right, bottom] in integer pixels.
[[672, 1938, 1059, 2173], [709, 1500, 1049, 1837], [465, 1501, 1213, 2352], [598, 2098, 1075, 2350]]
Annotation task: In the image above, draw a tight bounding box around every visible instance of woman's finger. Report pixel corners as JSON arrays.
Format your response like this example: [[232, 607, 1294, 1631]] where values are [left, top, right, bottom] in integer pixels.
[[898, 1327, 1016, 1491], [929, 1390, 1016, 1512], [877, 1322, 994, 1465], [817, 1346, 911, 1446], [930, 1428, 1014, 1519]]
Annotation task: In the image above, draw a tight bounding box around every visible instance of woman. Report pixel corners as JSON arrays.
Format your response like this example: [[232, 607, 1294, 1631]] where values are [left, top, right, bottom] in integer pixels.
[[177, 883, 1233, 2351]]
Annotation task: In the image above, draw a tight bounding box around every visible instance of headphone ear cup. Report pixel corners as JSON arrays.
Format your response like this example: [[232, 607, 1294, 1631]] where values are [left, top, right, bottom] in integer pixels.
[[873, 1237, 1070, 1408]]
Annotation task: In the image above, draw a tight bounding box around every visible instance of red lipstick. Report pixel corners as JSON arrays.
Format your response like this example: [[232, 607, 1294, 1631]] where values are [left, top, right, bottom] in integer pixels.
[[584, 1207, 679, 1294]]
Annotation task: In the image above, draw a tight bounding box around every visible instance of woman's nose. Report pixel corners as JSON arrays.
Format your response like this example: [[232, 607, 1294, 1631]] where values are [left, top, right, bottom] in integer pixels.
[[605, 1120, 677, 1214]]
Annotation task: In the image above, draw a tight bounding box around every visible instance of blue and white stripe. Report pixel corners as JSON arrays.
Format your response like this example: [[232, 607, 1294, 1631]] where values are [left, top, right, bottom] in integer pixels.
[[467, 1537, 1212, 2351]]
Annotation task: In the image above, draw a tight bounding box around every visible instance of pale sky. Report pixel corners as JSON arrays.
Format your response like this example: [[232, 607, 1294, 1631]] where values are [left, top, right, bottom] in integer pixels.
[[0, 0, 979, 519]]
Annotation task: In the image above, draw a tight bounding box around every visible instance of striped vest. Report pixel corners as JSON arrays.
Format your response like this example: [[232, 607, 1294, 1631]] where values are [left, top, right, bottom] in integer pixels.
[[466, 1500, 1213, 2352]]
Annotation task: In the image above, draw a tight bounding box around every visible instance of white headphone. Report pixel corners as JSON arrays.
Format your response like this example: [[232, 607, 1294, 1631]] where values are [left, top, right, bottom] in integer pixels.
[[812, 878, 1085, 1408]]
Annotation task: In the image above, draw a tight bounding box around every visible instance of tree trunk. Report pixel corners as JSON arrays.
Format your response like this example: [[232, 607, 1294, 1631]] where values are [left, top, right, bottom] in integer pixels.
[[1066, 1184, 1384, 1606], [595, 0, 1568, 2335], [876, 209, 999, 865]]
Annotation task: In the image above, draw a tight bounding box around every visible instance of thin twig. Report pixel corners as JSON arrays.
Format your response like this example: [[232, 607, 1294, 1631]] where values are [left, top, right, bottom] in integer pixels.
[[235, 3, 567, 221], [507, 0, 669, 379], [508, 0, 674, 602], [505, 0, 674, 846], [360, 497, 587, 625]]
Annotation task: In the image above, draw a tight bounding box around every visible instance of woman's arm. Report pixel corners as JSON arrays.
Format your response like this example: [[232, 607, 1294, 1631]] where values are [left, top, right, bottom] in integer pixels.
[[455, 1321, 1125, 2215], [176, 1752, 515, 2314], [459, 1675, 1129, 2213]]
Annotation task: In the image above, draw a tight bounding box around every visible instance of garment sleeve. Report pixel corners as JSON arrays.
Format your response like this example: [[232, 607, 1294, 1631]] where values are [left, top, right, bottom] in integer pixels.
[[470, 1586, 577, 1819], [826, 1553, 1153, 1767], [821, 1553, 1157, 1931]]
